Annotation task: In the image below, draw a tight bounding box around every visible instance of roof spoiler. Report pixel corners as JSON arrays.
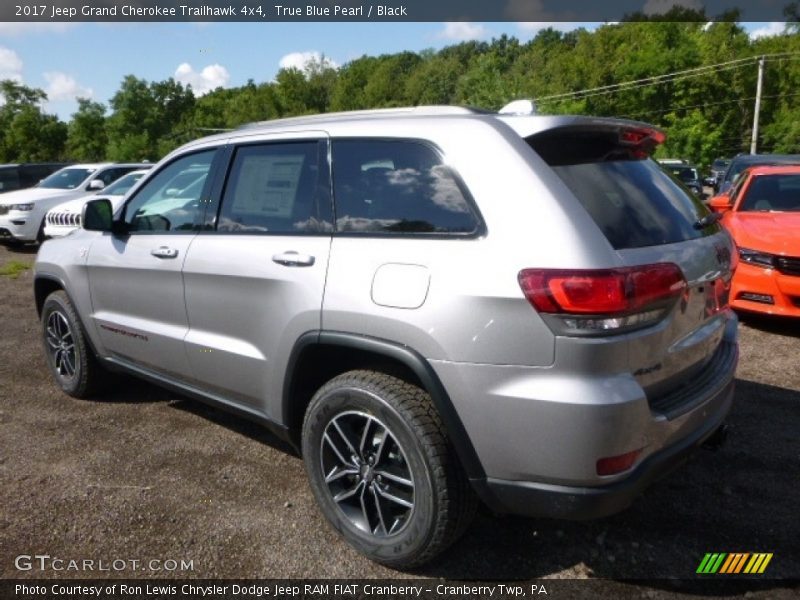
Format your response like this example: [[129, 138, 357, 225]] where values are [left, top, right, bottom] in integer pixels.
[[498, 99, 537, 116]]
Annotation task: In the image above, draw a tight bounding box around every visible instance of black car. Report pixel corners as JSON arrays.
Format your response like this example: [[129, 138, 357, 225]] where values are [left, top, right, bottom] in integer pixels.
[[708, 157, 731, 191], [717, 154, 800, 195], [664, 163, 704, 197], [0, 163, 72, 193]]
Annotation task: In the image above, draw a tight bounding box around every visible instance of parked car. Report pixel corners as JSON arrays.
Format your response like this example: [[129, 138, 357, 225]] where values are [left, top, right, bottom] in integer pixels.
[[0, 163, 151, 244], [44, 168, 152, 238], [662, 163, 704, 196], [708, 164, 800, 317], [34, 105, 737, 568], [716, 153, 800, 195], [0, 163, 72, 193], [656, 158, 689, 165], [708, 157, 731, 191]]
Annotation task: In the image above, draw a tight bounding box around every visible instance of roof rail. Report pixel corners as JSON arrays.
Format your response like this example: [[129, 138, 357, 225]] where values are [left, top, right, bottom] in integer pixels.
[[236, 105, 492, 130]]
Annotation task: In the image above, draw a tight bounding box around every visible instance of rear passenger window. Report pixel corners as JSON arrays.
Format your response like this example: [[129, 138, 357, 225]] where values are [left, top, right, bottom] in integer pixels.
[[218, 142, 330, 234], [332, 140, 479, 234]]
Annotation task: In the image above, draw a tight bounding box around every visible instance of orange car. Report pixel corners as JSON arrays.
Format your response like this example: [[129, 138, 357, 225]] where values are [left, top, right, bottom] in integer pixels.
[[708, 165, 800, 316]]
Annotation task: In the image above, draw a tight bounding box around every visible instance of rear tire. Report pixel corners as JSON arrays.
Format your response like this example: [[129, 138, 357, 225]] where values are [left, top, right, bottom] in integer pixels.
[[41, 291, 108, 398], [302, 370, 476, 568]]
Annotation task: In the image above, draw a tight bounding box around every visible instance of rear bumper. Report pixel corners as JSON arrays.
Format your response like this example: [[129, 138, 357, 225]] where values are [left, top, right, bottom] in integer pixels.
[[431, 312, 738, 520], [472, 377, 734, 519]]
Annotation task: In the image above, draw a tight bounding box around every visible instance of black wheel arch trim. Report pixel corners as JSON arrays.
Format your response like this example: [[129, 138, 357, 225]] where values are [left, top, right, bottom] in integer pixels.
[[283, 330, 486, 481], [34, 274, 106, 365], [34, 273, 68, 316]]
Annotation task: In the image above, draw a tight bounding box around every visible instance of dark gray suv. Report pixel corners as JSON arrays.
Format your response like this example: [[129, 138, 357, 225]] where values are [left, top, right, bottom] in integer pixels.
[[34, 105, 738, 567]]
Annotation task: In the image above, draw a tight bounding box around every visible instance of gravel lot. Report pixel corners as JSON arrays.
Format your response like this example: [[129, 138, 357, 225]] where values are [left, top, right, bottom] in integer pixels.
[[0, 243, 797, 597]]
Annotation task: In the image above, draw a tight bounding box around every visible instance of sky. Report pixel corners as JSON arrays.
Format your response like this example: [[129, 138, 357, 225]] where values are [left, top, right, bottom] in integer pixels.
[[0, 20, 789, 121]]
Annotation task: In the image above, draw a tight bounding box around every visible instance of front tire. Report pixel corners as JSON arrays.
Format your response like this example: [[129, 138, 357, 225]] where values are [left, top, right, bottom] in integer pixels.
[[302, 370, 476, 568], [41, 290, 106, 398]]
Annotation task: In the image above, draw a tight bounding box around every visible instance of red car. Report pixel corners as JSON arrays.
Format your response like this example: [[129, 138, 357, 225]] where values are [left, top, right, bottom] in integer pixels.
[[708, 165, 800, 316]]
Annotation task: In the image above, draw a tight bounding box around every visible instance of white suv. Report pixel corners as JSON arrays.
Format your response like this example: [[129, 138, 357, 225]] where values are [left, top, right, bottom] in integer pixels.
[[0, 162, 149, 244], [43, 168, 152, 239]]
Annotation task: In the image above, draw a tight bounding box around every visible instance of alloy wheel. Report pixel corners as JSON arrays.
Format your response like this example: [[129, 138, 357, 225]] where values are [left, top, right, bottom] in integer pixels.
[[320, 410, 415, 537], [45, 310, 76, 379]]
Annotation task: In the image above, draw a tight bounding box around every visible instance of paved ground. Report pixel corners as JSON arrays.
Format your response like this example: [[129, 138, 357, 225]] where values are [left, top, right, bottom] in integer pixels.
[[0, 243, 797, 597]]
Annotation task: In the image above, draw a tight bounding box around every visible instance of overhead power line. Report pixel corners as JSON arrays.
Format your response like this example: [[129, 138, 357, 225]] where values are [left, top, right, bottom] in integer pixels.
[[534, 52, 800, 105], [619, 91, 800, 120]]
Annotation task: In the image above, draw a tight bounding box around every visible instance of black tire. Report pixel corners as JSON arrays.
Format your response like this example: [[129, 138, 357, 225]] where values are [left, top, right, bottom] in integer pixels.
[[41, 290, 107, 398], [302, 370, 477, 568], [1, 238, 24, 249]]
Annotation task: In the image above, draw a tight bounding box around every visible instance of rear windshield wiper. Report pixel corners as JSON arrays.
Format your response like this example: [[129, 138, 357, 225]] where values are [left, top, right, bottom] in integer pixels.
[[693, 212, 723, 230]]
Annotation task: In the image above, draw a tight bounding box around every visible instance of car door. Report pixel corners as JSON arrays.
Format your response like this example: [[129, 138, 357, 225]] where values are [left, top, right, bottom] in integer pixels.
[[86, 149, 219, 379], [181, 134, 332, 419]]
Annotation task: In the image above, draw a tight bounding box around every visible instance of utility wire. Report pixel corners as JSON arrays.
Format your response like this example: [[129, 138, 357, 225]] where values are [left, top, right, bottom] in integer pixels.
[[620, 91, 800, 120], [535, 56, 755, 103], [534, 51, 800, 105]]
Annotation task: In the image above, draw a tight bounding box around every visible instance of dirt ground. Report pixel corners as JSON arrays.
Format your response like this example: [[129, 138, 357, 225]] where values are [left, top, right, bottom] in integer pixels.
[[0, 243, 797, 597]]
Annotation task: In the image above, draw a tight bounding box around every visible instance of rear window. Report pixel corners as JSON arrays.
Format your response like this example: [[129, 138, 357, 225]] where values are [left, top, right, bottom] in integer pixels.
[[528, 131, 715, 249]]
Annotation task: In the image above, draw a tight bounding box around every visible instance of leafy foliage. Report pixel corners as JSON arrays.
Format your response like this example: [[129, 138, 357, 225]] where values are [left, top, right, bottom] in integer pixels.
[[1, 21, 798, 174], [66, 99, 108, 161], [0, 81, 67, 161]]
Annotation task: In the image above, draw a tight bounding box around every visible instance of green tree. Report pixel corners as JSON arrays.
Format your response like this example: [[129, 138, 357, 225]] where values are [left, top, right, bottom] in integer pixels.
[[66, 99, 107, 161], [362, 52, 422, 107], [106, 75, 194, 161], [304, 55, 338, 113], [330, 56, 379, 110], [4, 105, 67, 161], [0, 80, 66, 161], [275, 67, 312, 115], [405, 53, 461, 105], [455, 36, 523, 109]]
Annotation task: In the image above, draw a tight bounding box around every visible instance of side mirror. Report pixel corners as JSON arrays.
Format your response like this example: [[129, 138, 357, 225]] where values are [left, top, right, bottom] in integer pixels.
[[708, 195, 732, 213], [82, 198, 114, 232], [88, 179, 105, 191]]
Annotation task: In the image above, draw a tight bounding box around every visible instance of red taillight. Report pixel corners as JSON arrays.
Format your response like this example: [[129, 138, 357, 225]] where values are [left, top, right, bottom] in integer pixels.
[[619, 127, 666, 146], [518, 264, 686, 316], [596, 448, 643, 476]]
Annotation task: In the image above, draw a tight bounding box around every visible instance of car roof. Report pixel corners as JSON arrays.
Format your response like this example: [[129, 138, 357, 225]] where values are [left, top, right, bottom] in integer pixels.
[[730, 153, 800, 165], [58, 162, 151, 170], [176, 106, 662, 150], [59, 163, 113, 170], [743, 165, 800, 176]]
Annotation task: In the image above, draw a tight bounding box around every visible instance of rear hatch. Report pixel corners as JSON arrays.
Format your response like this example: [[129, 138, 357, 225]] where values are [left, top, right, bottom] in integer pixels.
[[517, 119, 736, 417]]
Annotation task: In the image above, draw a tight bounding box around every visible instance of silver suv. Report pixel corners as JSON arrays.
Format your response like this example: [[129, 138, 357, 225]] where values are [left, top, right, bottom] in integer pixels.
[[34, 106, 738, 568]]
